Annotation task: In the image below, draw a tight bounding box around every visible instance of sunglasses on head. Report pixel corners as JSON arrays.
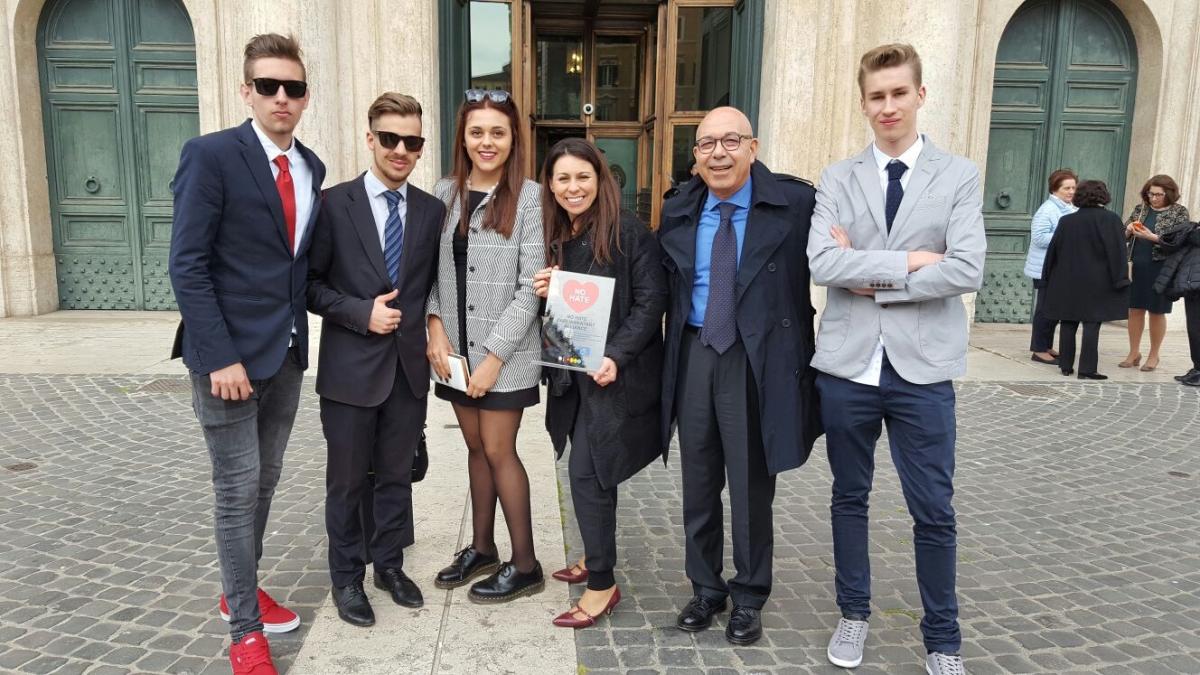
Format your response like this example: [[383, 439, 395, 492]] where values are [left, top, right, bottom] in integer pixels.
[[465, 89, 511, 103], [373, 130, 426, 152], [251, 77, 308, 99]]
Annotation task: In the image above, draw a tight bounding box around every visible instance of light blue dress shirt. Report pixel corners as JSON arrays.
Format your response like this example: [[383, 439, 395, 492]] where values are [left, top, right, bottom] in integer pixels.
[[688, 176, 752, 326]]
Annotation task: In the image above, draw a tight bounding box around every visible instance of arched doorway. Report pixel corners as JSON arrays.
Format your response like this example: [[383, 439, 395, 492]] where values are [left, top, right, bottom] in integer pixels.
[[976, 0, 1137, 323], [38, 0, 198, 310]]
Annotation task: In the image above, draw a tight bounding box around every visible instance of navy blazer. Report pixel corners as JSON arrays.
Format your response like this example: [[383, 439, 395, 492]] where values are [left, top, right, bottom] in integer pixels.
[[658, 161, 823, 475], [169, 119, 326, 378]]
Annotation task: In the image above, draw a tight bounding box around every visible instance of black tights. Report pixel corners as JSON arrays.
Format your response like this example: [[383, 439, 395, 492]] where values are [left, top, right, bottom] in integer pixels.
[[452, 405, 537, 572]]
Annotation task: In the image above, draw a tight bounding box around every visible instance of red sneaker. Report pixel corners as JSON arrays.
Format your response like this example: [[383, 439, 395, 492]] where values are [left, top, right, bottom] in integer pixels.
[[229, 631, 277, 675], [219, 589, 301, 633]]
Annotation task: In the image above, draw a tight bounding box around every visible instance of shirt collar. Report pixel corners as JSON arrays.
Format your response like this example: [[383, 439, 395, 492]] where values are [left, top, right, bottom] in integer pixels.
[[1049, 194, 1074, 211], [872, 133, 924, 172], [251, 118, 297, 162], [704, 175, 754, 212], [364, 168, 408, 201]]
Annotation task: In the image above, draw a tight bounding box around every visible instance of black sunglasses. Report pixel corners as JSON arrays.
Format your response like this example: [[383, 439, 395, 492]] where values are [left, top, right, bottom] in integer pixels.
[[465, 88, 511, 103], [373, 130, 426, 152], [251, 78, 308, 99]]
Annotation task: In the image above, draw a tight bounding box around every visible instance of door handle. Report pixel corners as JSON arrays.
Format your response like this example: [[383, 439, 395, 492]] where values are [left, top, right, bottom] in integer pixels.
[[84, 176, 101, 194], [994, 191, 1011, 209]]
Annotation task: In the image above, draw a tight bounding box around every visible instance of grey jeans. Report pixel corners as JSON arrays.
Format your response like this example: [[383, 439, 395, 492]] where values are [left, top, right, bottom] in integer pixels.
[[189, 349, 303, 640]]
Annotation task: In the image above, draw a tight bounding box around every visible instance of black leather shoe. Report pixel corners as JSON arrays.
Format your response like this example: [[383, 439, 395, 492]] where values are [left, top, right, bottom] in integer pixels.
[[1182, 372, 1200, 387], [331, 582, 375, 627], [374, 568, 424, 608], [1060, 368, 1074, 376], [1078, 372, 1108, 380], [435, 546, 502, 589], [675, 595, 727, 632], [1031, 353, 1059, 365], [1175, 368, 1199, 382], [725, 605, 762, 645], [468, 562, 544, 603]]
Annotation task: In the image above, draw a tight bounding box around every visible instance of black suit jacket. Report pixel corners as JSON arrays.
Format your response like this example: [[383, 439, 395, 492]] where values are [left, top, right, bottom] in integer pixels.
[[169, 119, 326, 378], [306, 174, 445, 407], [657, 160, 823, 475]]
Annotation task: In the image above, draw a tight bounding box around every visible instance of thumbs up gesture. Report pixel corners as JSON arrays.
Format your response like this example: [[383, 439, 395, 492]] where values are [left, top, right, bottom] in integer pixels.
[[368, 289, 402, 334]]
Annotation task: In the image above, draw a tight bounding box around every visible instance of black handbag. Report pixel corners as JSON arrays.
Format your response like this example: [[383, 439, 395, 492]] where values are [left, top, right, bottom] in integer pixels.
[[412, 427, 429, 483]]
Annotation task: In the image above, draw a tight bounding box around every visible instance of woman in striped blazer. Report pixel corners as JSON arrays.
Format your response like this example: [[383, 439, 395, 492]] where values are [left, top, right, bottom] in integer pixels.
[[426, 89, 546, 602]]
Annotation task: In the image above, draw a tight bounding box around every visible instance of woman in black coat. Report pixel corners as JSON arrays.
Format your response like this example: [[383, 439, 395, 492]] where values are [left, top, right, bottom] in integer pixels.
[[532, 138, 668, 629], [1153, 222, 1200, 385], [1041, 180, 1130, 379]]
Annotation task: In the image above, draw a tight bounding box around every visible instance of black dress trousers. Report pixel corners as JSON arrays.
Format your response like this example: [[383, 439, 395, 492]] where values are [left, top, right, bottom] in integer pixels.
[[321, 365, 425, 587], [675, 328, 776, 609]]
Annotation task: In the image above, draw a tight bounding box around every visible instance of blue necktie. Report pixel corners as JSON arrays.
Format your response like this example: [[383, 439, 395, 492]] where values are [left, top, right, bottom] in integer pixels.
[[383, 190, 405, 286], [700, 202, 739, 355], [885, 159, 907, 233]]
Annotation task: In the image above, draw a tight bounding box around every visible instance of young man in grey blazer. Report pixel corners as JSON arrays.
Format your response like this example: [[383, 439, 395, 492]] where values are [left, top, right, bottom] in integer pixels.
[[806, 44, 986, 675]]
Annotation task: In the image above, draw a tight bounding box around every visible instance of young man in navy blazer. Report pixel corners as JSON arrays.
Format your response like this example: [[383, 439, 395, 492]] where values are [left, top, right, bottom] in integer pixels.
[[168, 33, 325, 675], [306, 93, 444, 627]]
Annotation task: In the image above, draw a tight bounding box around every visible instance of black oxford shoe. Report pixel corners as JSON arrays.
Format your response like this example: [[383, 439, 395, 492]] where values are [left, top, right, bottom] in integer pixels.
[[467, 562, 544, 603], [374, 568, 424, 608], [675, 595, 727, 632], [331, 582, 375, 627], [725, 605, 762, 645], [435, 546, 502, 589]]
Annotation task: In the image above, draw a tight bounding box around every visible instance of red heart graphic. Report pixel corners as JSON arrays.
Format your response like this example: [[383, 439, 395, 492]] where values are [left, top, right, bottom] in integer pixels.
[[562, 280, 600, 313]]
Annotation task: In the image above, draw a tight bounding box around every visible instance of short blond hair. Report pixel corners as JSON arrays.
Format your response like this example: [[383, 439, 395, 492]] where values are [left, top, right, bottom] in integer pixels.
[[368, 92, 423, 127], [858, 43, 922, 95]]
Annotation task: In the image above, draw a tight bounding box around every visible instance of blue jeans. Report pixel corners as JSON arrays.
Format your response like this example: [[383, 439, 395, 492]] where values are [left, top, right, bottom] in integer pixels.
[[190, 349, 303, 640], [816, 359, 961, 653]]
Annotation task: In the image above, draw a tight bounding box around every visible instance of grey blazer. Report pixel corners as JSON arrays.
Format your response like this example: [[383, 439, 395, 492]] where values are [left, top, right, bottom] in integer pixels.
[[807, 139, 987, 384], [426, 178, 545, 392]]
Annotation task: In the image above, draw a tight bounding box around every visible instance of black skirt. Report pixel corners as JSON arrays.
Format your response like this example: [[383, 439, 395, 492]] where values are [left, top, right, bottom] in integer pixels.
[[434, 383, 540, 410]]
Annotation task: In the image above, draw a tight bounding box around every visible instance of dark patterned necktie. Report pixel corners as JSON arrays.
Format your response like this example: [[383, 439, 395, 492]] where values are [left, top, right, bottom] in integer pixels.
[[885, 159, 907, 233], [700, 202, 739, 354], [383, 190, 405, 286]]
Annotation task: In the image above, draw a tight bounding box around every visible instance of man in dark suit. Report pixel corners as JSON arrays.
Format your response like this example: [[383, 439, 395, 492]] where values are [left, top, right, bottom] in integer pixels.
[[658, 106, 822, 646], [306, 93, 445, 627], [168, 34, 324, 675]]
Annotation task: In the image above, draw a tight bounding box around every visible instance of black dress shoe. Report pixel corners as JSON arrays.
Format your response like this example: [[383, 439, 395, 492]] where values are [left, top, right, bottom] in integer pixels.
[[1060, 367, 1074, 376], [725, 605, 762, 645], [468, 562, 544, 603], [1182, 372, 1200, 387], [675, 595, 727, 632], [1175, 368, 1198, 382], [331, 582, 375, 627], [1031, 353, 1059, 365], [374, 568, 424, 608], [1078, 372, 1108, 380], [435, 546, 502, 589]]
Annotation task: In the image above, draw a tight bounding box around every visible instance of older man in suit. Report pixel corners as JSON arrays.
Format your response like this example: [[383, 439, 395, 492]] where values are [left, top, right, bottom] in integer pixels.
[[659, 106, 822, 647], [306, 93, 445, 627], [807, 44, 986, 675], [169, 34, 324, 675]]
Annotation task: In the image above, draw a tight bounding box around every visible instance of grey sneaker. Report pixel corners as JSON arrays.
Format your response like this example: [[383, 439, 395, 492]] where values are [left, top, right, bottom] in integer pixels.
[[826, 617, 869, 668], [925, 651, 966, 675]]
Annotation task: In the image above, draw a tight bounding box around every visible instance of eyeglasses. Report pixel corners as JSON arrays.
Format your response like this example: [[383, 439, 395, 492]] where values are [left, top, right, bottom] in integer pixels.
[[695, 133, 754, 155], [1148, 191, 1167, 198], [465, 89, 511, 103], [373, 130, 426, 152], [250, 78, 308, 99]]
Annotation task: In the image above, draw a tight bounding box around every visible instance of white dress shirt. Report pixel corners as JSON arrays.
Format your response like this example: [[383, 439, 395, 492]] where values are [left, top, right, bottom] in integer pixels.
[[363, 169, 409, 250], [848, 133, 924, 387], [250, 119, 314, 255]]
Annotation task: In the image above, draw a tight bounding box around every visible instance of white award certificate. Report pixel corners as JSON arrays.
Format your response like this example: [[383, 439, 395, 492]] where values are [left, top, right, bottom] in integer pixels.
[[537, 269, 615, 373]]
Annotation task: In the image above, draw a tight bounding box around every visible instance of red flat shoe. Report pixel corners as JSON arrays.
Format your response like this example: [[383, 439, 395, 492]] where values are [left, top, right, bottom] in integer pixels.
[[552, 587, 621, 628], [551, 563, 589, 584]]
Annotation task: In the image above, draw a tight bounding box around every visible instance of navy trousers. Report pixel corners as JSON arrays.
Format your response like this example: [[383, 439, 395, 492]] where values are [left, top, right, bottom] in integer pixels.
[[816, 358, 961, 653]]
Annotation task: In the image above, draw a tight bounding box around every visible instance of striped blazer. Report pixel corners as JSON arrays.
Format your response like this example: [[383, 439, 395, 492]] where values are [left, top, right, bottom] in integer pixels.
[[426, 178, 545, 392]]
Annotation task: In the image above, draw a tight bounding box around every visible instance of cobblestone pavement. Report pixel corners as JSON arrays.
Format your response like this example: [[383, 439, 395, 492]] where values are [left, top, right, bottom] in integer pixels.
[[560, 381, 1200, 674], [0, 375, 329, 675]]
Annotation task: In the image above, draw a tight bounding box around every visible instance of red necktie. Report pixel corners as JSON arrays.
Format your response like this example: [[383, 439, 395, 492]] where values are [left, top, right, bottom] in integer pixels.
[[274, 155, 296, 253]]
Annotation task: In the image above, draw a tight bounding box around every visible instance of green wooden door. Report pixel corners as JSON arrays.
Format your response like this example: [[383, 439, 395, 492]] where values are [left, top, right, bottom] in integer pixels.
[[976, 0, 1137, 323], [38, 0, 198, 310]]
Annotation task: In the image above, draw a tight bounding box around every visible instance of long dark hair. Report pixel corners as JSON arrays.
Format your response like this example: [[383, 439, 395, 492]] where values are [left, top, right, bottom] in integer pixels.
[[450, 95, 526, 237], [540, 138, 622, 266]]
